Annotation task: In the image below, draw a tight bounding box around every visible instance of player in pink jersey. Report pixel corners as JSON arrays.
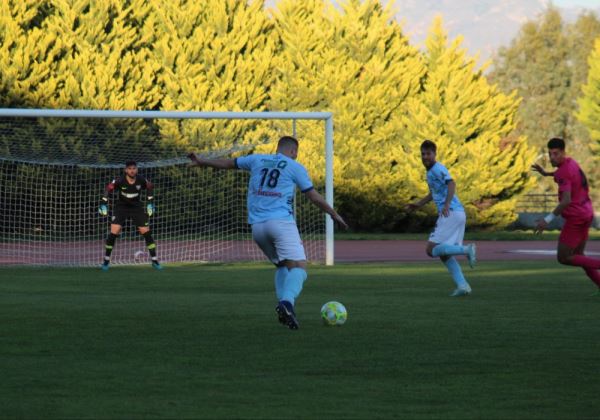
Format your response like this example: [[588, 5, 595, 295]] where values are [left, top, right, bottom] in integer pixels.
[[532, 138, 600, 293]]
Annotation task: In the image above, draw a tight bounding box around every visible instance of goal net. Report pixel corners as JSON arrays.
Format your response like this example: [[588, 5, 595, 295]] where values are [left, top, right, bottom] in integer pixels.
[[0, 109, 334, 267]]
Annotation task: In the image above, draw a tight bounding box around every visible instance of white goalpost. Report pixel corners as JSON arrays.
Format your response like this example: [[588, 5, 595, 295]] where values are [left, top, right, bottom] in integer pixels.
[[0, 109, 335, 266]]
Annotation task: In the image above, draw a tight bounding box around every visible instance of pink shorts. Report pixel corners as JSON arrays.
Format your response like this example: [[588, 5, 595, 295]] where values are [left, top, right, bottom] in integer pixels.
[[559, 217, 593, 248]]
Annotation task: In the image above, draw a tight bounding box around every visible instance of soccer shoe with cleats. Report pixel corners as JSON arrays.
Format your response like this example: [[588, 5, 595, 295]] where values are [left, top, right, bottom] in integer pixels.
[[275, 305, 287, 325], [276, 300, 299, 330], [450, 286, 472, 297], [100, 262, 110, 272], [590, 289, 600, 297], [152, 261, 163, 270], [466, 243, 477, 268]]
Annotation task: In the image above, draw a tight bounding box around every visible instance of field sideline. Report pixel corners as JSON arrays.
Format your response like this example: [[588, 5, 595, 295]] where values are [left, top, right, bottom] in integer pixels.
[[1, 262, 599, 419]]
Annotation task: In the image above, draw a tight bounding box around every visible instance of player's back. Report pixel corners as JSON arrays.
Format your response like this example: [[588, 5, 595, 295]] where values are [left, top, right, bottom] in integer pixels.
[[235, 153, 313, 224], [554, 158, 593, 220]]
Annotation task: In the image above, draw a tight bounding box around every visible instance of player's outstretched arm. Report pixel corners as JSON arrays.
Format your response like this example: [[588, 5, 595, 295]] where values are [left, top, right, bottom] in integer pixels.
[[304, 189, 348, 229], [531, 164, 555, 177], [405, 193, 433, 212], [188, 153, 236, 170]]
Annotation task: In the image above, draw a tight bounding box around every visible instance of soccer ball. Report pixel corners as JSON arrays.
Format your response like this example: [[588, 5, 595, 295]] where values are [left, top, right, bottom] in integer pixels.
[[320, 301, 347, 326]]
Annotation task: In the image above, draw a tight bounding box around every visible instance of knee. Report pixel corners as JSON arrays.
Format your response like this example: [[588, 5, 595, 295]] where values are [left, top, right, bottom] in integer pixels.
[[557, 254, 571, 265]]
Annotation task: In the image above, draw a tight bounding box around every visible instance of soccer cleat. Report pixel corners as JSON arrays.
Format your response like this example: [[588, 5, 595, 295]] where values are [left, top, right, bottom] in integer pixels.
[[450, 286, 472, 297], [152, 261, 163, 270], [275, 305, 287, 325], [590, 289, 600, 297], [276, 300, 299, 330], [101, 263, 110, 272], [466, 243, 477, 268]]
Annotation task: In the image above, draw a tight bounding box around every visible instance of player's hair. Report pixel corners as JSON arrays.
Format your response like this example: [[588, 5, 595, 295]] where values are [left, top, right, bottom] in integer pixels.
[[547, 137, 565, 150], [420, 140, 437, 152], [125, 160, 137, 167], [277, 136, 298, 151]]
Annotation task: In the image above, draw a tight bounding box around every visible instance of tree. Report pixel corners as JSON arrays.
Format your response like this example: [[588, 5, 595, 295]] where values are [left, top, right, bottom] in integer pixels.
[[577, 38, 600, 161], [270, 3, 532, 229], [490, 7, 600, 197], [270, 0, 426, 229], [398, 17, 535, 228], [151, 0, 279, 153]]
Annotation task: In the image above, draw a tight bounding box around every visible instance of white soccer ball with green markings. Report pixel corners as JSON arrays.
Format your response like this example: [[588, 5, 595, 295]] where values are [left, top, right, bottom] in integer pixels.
[[320, 301, 347, 326]]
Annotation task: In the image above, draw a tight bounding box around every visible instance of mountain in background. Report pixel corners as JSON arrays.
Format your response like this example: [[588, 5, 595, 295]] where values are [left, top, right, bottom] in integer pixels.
[[394, 0, 600, 67]]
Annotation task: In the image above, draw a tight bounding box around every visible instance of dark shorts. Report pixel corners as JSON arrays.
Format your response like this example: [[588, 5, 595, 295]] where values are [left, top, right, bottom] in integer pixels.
[[111, 206, 148, 228], [559, 217, 593, 249]]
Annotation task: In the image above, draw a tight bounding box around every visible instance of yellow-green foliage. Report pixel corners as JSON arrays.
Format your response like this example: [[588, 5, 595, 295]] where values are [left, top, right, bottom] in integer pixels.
[[271, 7, 534, 228], [0, 0, 534, 229], [269, 0, 425, 228], [397, 18, 535, 228], [577, 39, 600, 158], [152, 0, 278, 152]]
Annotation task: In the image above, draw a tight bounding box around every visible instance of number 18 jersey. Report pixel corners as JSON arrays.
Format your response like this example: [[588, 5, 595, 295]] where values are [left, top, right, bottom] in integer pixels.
[[235, 153, 314, 225]]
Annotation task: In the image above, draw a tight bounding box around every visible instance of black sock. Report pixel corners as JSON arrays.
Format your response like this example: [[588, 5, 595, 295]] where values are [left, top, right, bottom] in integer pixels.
[[143, 231, 158, 260], [104, 233, 118, 264]]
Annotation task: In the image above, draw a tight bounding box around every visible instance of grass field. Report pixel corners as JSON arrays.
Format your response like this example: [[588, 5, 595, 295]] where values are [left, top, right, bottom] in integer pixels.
[[1, 262, 599, 419]]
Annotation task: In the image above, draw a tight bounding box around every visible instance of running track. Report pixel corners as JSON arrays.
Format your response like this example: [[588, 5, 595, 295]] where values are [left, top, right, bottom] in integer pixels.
[[335, 240, 600, 262], [1, 240, 599, 265]]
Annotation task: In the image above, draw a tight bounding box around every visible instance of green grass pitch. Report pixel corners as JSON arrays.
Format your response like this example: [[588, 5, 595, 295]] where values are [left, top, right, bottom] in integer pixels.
[[1, 261, 599, 419]]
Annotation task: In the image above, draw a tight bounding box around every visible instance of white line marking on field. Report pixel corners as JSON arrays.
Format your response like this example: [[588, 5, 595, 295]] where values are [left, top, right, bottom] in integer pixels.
[[507, 249, 600, 256]]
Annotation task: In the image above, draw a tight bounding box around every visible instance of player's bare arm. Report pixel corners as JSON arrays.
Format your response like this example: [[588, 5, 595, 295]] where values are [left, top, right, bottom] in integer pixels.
[[188, 153, 236, 169], [304, 189, 348, 229], [535, 190, 571, 234], [405, 192, 433, 212], [441, 181, 456, 217], [531, 163, 555, 177]]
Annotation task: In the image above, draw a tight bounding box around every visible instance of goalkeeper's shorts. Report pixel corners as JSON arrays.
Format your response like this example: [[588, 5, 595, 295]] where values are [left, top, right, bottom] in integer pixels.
[[111, 206, 149, 228]]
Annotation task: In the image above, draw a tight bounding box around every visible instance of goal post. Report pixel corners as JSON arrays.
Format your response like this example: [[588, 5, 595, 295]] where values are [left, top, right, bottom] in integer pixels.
[[0, 108, 335, 266]]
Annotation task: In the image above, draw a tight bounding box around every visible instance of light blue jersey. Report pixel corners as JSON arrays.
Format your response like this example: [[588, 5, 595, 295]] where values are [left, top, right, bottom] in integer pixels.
[[426, 162, 464, 212], [235, 153, 314, 224]]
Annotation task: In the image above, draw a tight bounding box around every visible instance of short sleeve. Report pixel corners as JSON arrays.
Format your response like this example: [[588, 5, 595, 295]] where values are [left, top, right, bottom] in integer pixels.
[[435, 165, 453, 184], [235, 155, 255, 171], [556, 169, 573, 193], [293, 163, 313, 192]]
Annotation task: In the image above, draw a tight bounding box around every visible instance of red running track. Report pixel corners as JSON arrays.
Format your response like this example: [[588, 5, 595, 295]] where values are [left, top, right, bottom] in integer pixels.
[[334, 240, 600, 262], [1, 239, 599, 265]]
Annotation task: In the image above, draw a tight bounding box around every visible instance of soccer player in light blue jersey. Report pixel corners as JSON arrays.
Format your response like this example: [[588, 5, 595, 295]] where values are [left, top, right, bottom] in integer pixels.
[[189, 136, 347, 329], [406, 140, 476, 297]]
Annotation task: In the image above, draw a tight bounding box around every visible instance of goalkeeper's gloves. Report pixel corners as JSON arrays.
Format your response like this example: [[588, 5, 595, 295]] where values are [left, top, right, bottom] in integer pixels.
[[146, 203, 155, 217], [98, 203, 108, 216]]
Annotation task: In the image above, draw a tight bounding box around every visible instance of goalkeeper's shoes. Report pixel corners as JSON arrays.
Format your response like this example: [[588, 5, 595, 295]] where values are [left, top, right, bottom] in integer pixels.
[[276, 300, 299, 330], [450, 286, 472, 297], [98, 204, 108, 217], [152, 260, 163, 270], [101, 262, 110, 272], [466, 243, 477, 268]]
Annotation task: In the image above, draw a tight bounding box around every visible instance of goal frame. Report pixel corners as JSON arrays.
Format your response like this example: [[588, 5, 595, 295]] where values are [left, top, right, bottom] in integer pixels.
[[0, 108, 336, 265]]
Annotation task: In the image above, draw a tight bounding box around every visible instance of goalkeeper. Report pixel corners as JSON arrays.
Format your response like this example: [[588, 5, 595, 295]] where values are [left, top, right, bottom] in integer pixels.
[[98, 160, 162, 271]]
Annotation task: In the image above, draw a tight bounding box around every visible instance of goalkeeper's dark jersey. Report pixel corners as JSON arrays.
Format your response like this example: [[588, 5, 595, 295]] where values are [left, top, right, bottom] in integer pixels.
[[104, 175, 153, 208]]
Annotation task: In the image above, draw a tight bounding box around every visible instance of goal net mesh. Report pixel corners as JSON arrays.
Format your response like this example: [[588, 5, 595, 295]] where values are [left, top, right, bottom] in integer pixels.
[[0, 114, 326, 266]]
